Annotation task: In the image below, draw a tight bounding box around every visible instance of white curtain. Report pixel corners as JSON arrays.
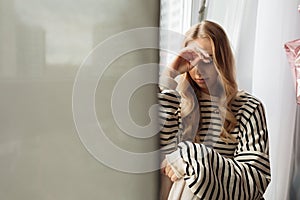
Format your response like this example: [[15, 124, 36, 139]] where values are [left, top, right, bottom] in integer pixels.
[[289, 106, 300, 199], [253, 0, 300, 199], [205, 0, 300, 199], [159, 0, 193, 69], [205, 0, 258, 92]]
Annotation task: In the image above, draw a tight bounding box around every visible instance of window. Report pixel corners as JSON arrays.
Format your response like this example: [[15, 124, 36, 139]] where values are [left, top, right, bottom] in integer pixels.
[[159, 0, 197, 69]]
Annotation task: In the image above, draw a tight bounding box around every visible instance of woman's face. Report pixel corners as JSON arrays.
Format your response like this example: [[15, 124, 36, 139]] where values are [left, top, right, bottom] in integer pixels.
[[187, 37, 220, 95]]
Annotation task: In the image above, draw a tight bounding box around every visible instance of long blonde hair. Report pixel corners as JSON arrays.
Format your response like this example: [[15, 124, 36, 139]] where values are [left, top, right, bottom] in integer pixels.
[[178, 20, 238, 143]]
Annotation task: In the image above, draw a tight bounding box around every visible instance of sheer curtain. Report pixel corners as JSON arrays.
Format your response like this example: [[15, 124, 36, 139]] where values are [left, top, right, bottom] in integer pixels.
[[252, 0, 300, 199], [159, 0, 193, 69], [205, 0, 258, 93], [289, 106, 300, 199], [199, 0, 300, 199]]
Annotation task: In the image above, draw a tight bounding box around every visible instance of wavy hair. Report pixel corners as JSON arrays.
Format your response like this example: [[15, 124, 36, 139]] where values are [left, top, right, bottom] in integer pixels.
[[178, 20, 238, 143]]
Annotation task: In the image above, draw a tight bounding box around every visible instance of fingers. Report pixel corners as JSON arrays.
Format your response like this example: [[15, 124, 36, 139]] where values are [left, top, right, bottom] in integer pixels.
[[164, 163, 179, 182], [160, 158, 180, 182], [170, 174, 178, 182], [180, 48, 199, 62], [185, 43, 212, 64], [189, 43, 210, 58], [190, 55, 202, 67], [177, 50, 198, 72], [180, 47, 211, 66], [164, 164, 171, 175], [196, 48, 210, 59], [167, 46, 213, 75], [160, 159, 167, 174]]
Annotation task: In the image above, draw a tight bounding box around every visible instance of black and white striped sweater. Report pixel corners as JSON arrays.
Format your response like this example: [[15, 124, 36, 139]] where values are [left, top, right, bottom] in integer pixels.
[[159, 89, 271, 200]]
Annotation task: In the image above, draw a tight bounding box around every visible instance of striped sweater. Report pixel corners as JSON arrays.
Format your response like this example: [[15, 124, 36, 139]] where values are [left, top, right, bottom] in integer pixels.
[[159, 89, 271, 200]]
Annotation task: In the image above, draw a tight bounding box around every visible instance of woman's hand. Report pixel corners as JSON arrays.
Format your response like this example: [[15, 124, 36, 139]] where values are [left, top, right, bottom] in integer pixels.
[[165, 48, 200, 78], [164, 163, 179, 182], [161, 159, 179, 182], [163, 44, 211, 78]]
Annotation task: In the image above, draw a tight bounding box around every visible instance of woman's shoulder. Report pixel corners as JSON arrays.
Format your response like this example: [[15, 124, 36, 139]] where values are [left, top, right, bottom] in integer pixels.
[[232, 90, 265, 114], [235, 90, 262, 103]]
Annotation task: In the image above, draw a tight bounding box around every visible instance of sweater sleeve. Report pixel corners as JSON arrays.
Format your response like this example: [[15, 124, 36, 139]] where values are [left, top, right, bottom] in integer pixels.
[[158, 73, 183, 155], [158, 89, 182, 155], [166, 102, 271, 200]]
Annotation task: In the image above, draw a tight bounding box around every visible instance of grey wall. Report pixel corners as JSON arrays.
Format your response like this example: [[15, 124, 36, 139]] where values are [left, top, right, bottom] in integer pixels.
[[0, 0, 160, 199]]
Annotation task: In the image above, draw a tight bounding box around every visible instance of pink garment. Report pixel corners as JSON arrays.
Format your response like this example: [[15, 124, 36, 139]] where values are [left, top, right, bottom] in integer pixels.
[[284, 39, 300, 104]]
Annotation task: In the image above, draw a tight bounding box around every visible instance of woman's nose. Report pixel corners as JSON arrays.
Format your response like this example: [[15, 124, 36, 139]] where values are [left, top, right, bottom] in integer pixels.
[[193, 68, 204, 78], [195, 66, 204, 75]]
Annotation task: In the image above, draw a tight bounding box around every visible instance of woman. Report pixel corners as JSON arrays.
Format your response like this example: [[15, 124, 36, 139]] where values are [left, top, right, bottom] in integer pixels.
[[159, 20, 271, 199]]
